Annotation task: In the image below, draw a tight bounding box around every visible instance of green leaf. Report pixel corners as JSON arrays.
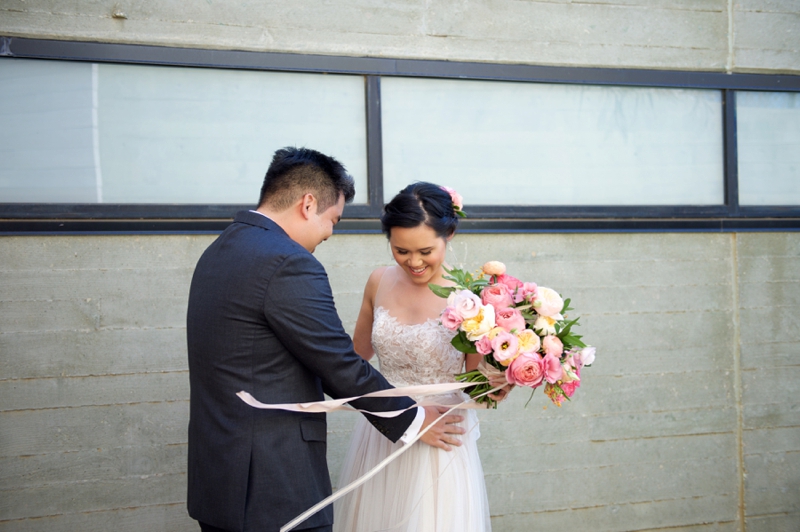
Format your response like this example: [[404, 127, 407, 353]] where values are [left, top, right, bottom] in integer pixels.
[[428, 283, 456, 299], [450, 330, 478, 354]]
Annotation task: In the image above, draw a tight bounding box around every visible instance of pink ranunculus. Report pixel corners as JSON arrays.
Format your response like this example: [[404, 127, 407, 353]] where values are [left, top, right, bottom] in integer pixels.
[[522, 282, 538, 302], [491, 331, 520, 366], [482, 261, 506, 276], [447, 289, 482, 320], [475, 335, 494, 355], [542, 353, 564, 384], [481, 284, 514, 311], [440, 306, 463, 331], [506, 352, 545, 388], [560, 366, 581, 398], [497, 274, 525, 303], [495, 307, 526, 333], [542, 335, 564, 358], [532, 287, 564, 318]]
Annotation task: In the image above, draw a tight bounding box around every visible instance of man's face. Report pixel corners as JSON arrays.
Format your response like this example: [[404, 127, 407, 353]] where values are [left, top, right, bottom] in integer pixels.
[[303, 194, 345, 253]]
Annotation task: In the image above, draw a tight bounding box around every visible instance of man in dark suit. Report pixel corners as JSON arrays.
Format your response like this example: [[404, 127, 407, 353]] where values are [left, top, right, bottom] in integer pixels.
[[186, 147, 464, 532]]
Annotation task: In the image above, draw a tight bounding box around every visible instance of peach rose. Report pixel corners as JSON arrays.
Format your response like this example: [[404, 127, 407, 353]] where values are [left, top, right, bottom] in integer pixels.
[[497, 274, 525, 303], [532, 287, 564, 318], [481, 284, 514, 311], [516, 329, 541, 354], [495, 307, 526, 333], [542, 335, 564, 358], [506, 352, 545, 388]]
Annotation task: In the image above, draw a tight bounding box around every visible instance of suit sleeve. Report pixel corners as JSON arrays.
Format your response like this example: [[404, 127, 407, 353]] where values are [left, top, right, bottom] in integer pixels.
[[263, 251, 417, 442]]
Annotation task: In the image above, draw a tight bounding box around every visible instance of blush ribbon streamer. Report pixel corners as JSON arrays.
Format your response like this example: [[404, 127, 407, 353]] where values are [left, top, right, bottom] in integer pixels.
[[236, 381, 504, 532]]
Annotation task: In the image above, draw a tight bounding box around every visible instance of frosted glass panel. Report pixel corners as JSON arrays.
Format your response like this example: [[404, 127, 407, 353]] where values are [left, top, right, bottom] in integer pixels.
[[0, 59, 368, 204], [0, 59, 97, 202], [737, 91, 800, 206], [381, 78, 724, 205]]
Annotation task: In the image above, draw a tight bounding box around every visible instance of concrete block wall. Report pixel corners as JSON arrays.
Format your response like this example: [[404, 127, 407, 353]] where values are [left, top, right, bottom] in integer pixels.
[[1, 1, 799, 531], [2, 232, 798, 531], [0, 0, 799, 74]]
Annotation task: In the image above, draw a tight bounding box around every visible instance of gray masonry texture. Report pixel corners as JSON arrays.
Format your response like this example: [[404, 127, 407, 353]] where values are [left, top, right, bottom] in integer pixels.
[[1, 0, 799, 73], [1, 233, 799, 531], [1, 1, 799, 530]]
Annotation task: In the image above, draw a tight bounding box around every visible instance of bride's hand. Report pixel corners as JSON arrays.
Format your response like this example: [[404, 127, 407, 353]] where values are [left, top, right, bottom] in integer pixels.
[[487, 384, 515, 403], [419, 406, 465, 452]]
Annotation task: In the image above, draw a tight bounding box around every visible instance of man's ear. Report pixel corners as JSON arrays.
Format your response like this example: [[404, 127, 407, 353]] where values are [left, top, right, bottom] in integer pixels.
[[299, 193, 317, 220]]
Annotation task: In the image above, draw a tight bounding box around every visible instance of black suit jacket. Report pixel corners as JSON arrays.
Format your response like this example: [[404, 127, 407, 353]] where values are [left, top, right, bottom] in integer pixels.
[[186, 211, 416, 532]]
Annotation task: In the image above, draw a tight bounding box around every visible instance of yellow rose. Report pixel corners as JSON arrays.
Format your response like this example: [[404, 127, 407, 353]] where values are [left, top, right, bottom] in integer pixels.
[[462, 306, 496, 341], [517, 329, 541, 353]]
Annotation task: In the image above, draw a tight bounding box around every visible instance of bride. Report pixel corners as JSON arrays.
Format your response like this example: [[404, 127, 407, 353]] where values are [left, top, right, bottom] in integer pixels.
[[333, 183, 502, 532]]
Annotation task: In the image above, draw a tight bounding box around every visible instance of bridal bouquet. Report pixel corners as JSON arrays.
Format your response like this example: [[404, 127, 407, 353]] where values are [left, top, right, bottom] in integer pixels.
[[429, 261, 595, 408]]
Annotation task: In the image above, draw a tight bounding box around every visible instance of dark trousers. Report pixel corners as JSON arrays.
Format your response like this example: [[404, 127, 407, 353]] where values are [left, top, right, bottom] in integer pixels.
[[199, 522, 332, 532]]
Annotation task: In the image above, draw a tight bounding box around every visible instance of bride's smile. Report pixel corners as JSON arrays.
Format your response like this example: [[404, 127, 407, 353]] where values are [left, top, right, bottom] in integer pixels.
[[389, 224, 450, 286]]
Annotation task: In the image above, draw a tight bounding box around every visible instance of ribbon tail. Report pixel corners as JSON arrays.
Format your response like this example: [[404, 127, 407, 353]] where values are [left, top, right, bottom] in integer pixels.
[[278, 384, 504, 532]]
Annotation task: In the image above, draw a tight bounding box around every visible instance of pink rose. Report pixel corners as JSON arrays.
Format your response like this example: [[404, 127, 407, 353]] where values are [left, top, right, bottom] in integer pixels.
[[482, 261, 506, 276], [543, 353, 563, 384], [481, 284, 514, 311], [440, 186, 464, 211], [497, 274, 525, 303], [491, 331, 520, 366], [506, 352, 545, 387], [542, 335, 564, 358], [446, 289, 482, 319], [475, 335, 494, 355], [495, 307, 526, 333], [560, 367, 581, 398], [440, 306, 463, 331]]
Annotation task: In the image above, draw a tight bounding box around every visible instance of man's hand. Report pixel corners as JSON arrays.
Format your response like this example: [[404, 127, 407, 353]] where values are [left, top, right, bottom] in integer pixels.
[[418, 406, 465, 452]]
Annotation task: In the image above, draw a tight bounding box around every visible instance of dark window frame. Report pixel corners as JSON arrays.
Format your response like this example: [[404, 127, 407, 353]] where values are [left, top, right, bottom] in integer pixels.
[[1, 36, 799, 234]]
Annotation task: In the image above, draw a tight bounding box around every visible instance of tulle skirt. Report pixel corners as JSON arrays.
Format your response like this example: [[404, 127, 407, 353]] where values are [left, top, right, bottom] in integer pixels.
[[333, 393, 492, 532]]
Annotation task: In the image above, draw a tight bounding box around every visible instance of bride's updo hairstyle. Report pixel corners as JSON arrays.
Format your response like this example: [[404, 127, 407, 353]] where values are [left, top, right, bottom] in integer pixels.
[[381, 182, 460, 239]]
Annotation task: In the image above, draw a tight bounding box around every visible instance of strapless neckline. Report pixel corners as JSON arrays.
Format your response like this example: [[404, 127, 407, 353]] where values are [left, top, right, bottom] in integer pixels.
[[374, 306, 440, 328]]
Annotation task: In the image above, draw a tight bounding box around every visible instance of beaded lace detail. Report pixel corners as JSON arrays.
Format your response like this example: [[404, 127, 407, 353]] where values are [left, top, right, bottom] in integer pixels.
[[372, 306, 465, 387]]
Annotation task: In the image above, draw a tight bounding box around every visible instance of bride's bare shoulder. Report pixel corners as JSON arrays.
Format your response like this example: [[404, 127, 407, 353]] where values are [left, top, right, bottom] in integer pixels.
[[363, 266, 392, 299]]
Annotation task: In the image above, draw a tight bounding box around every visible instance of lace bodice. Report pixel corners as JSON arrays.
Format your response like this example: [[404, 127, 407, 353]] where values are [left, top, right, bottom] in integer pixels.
[[372, 306, 465, 387]]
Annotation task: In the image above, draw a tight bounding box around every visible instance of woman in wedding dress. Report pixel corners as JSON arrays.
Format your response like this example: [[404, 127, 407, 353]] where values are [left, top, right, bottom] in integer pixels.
[[333, 183, 500, 532]]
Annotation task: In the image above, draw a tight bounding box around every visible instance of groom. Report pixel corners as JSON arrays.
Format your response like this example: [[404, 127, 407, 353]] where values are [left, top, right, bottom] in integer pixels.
[[186, 147, 464, 532]]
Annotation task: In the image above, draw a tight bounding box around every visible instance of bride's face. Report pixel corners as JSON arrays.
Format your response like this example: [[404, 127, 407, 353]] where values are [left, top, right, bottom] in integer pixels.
[[389, 223, 449, 286]]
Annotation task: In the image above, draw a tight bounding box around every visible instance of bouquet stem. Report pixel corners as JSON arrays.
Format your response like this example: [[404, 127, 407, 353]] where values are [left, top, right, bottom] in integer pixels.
[[455, 370, 499, 409]]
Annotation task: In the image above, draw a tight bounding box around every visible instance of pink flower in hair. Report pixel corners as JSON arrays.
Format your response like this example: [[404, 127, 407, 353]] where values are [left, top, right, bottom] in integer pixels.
[[440, 186, 464, 214]]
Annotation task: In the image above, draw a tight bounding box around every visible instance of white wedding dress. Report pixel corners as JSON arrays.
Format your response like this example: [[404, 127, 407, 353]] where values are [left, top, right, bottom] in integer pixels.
[[333, 299, 492, 532]]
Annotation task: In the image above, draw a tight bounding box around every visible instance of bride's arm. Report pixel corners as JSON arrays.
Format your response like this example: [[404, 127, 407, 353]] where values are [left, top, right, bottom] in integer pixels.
[[352, 267, 387, 361], [464, 353, 482, 372]]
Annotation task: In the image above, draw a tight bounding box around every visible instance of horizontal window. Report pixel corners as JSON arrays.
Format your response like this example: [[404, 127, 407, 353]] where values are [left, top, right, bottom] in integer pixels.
[[0, 58, 369, 204], [737, 91, 800, 206], [0, 37, 798, 233], [381, 77, 724, 206]]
